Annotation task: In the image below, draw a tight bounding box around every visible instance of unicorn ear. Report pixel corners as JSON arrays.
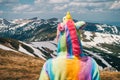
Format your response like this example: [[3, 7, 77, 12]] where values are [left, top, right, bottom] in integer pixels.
[[57, 23, 65, 32], [75, 21, 86, 30]]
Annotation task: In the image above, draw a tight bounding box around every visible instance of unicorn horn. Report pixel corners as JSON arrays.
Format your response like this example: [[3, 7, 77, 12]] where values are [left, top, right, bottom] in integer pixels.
[[65, 11, 72, 21]]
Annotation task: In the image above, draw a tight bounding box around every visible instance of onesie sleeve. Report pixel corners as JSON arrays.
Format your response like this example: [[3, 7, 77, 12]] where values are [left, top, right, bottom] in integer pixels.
[[91, 58, 100, 80], [39, 62, 50, 80]]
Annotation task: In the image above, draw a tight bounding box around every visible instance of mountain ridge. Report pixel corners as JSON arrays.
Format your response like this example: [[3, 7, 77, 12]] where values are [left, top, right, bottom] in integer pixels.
[[0, 17, 120, 42]]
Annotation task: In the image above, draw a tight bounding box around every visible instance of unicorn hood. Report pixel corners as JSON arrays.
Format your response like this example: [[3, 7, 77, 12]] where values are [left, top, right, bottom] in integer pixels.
[[57, 12, 86, 58], [39, 12, 100, 80]]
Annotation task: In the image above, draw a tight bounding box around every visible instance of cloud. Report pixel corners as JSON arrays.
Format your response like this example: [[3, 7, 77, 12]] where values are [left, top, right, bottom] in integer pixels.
[[69, 1, 111, 8], [68, 1, 113, 12], [110, 1, 120, 10], [0, 0, 18, 4], [12, 4, 33, 13], [34, 0, 70, 4], [1, 0, 120, 24], [90, 8, 103, 12], [33, 0, 70, 14], [0, 10, 3, 15], [49, 0, 70, 3], [33, 0, 113, 13], [34, 0, 44, 4], [53, 4, 68, 11], [0, 0, 19, 12], [73, 0, 115, 2]]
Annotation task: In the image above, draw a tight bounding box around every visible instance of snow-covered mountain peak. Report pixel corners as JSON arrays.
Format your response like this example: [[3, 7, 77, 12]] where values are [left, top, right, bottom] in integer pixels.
[[95, 24, 119, 34], [82, 31, 120, 45]]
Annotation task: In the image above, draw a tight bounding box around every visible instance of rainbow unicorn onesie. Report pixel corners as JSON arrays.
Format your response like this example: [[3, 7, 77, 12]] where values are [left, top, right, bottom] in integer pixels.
[[39, 12, 100, 80]]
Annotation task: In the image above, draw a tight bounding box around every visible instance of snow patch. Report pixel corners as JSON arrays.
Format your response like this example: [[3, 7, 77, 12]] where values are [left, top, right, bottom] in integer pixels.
[[82, 31, 120, 46], [9, 23, 27, 30], [19, 45, 34, 56], [19, 41, 46, 60], [0, 44, 17, 52], [118, 56, 120, 58], [84, 31, 93, 40], [31, 41, 57, 55], [95, 46, 112, 53], [96, 24, 104, 31]]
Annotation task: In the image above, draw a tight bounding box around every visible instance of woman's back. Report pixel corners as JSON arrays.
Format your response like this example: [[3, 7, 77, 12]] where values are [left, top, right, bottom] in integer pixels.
[[39, 56, 100, 80], [39, 12, 100, 80]]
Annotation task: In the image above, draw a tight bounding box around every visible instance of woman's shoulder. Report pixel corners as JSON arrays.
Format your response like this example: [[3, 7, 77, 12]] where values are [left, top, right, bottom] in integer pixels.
[[45, 57, 57, 65], [87, 56, 97, 62], [81, 56, 98, 64]]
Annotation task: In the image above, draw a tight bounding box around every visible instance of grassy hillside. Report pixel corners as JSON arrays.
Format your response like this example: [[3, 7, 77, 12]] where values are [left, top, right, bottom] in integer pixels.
[[100, 71, 120, 80], [0, 49, 120, 80], [0, 49, 45, 80]]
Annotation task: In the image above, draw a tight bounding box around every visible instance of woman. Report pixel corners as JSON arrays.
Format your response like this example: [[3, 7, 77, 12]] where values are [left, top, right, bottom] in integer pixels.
[[39, 12, 100, 80]]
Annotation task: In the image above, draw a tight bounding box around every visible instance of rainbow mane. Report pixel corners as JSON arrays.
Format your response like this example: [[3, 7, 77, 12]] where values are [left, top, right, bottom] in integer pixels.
[[57, 12, 85, 58]]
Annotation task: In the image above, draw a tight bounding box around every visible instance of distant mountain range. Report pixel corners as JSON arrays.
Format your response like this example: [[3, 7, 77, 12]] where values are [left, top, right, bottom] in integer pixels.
[[0, 17, 120, 41], [0, 17, 120, 71]]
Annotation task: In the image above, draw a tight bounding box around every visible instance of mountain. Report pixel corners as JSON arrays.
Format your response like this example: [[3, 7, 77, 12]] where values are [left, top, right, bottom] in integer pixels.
[[30, 35, 120, 71], [0, 17, 120, 41], [0, 17, 120, 71], [84, 22, 120, 35], [0, 43, 45, 80], [0, 37, 120, 71], [0, 38, 46, 59], [0, 38, 57, 60], [0, 18, 11, 26], [0, 18, 59, 41], [0, 40, 120, 80]]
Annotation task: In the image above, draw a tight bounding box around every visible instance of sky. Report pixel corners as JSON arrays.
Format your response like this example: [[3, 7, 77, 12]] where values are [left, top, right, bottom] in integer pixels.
[[0, 0, 120, 26]]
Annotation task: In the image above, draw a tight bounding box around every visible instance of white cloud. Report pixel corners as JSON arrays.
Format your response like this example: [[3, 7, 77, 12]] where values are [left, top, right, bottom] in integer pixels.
[[12, 4, 33, 12], [49, 0, 70, 3], [69, 1, 111, 7], [0, 10, 3, 15], [1, 0, 119, 23], [34, 0, 45, 4], [33, 0, 113, 14], [90, 8, 103, 12], [73, 0, 115, 2], [34, 0, 70, 4], [110, 1, 120, 10], [68, 1, 113, 13], [53, 4, 68, 11], [69, 2, 87, 7]]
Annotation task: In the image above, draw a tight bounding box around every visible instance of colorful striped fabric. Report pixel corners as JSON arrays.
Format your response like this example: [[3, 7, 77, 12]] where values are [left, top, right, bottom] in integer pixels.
[[39, 56, 100, 80], [39, 13, 100, 80]]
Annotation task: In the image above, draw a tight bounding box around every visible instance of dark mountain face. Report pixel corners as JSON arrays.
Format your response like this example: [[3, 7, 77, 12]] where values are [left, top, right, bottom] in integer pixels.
[[0, 18, 11, 26], [0, 18, 59, 41]]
